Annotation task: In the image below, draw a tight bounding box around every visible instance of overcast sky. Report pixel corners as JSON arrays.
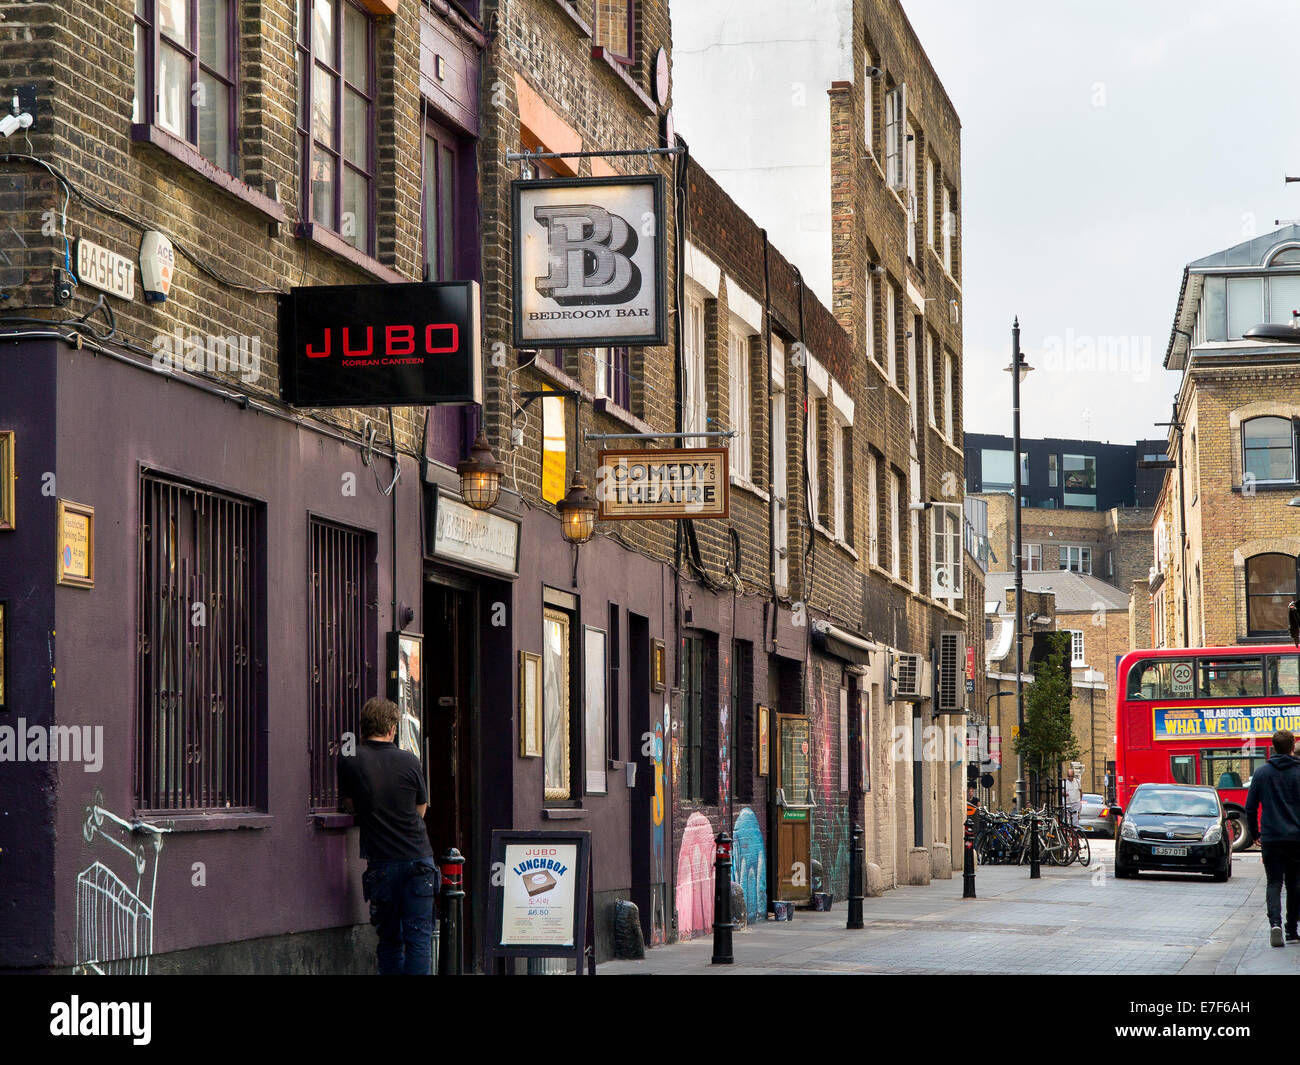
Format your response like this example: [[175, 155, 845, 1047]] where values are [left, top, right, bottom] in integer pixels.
[[901, 0, 1300, 445]]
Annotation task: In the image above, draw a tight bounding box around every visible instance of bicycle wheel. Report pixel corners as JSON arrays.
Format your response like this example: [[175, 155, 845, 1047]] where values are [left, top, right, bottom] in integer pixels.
[[1076, 832, 1090, 867], [1059, 824, 1079, 867]]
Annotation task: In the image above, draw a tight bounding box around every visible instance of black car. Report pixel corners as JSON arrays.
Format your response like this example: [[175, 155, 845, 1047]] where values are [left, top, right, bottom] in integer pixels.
[[1114, 783, 1232, 881]]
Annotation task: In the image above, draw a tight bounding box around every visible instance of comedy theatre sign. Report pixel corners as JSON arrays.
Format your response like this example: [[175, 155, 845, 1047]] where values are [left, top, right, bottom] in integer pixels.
[[512, 175, 667, 348], [278, 281, 481, 407], [597, 448, 729, 521]]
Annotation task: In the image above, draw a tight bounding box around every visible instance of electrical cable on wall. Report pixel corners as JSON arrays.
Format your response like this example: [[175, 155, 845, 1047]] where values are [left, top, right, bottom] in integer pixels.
[[1, 153, 282, 295]]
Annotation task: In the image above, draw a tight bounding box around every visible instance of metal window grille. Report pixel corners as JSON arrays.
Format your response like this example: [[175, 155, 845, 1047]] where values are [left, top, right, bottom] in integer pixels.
[[936, 631, 962, 712], [894, 652, 921, 699], [681, 634, 704, 800], [309, 518, 374, 809], [136, 473, 264, 811]]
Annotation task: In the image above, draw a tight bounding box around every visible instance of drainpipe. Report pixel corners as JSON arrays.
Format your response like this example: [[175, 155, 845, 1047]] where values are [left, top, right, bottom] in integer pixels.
[[1172, 412, 1189, 647], [762, 229, 777, 609]]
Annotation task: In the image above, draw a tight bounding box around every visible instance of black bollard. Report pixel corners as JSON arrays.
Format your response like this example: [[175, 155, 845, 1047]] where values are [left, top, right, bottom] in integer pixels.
[[438, 847, 465, 975], [1029, 811, 1041, 879], [963, 800, 977, 899], [711, 831, 735, 965], [847, 823, 865, 929]]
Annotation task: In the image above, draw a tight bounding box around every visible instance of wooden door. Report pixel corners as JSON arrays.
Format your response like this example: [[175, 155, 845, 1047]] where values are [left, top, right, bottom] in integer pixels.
[[773, 712, 812, 901]]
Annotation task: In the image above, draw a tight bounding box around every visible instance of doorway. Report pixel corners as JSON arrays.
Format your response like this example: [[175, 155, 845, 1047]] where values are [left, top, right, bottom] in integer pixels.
[[773, 712, 812, 902], [423, 579, 478, 961]]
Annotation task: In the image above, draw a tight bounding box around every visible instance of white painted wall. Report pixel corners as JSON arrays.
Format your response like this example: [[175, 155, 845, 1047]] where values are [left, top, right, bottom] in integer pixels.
[[670, 0, 854, 307]]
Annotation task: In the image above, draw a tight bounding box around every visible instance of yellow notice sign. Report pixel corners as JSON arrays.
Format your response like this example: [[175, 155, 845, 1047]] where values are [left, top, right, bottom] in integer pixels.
[[57, 499, 94, 588]]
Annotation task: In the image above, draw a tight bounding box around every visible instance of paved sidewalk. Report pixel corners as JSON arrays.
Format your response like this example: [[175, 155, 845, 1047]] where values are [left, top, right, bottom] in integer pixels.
[[600, 843, 1300, 975]]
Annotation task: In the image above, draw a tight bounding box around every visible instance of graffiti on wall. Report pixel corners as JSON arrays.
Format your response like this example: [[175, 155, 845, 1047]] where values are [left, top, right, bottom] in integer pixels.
[[674, 811, 715, 939], [732, 806, 767, 923], [76, 789, 167, 974], [810, 665, 852, 899], [650, 712, 668, 946]]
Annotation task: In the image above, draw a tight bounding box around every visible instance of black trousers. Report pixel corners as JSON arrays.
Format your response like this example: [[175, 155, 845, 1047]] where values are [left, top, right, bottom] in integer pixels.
[[1261, 840, 1300, 931]]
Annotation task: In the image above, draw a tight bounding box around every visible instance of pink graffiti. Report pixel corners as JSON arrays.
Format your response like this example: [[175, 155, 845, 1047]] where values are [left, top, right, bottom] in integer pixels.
[[675, 812, 715, 939]]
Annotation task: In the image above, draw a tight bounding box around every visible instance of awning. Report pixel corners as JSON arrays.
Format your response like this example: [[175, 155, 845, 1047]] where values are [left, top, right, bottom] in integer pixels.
[[811, 620, 874, 666]]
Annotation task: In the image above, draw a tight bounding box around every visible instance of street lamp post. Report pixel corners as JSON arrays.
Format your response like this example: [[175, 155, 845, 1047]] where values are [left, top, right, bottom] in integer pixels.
[[1006, 319, 1033, 812]]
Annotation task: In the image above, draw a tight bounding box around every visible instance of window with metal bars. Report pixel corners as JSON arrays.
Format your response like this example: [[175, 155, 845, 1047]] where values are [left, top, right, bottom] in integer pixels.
[[680, 633, 718, 801], [309, 517, 376, 810], [136, 473, 265, 812], [732, 640, 753, 803]]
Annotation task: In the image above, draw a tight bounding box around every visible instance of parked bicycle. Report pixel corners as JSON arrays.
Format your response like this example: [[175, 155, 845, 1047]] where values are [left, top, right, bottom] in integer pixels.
[[971, 803, 1090, 867]]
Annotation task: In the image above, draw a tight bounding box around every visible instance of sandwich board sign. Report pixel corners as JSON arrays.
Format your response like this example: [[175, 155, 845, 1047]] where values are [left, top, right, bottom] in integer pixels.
[[486, 830, 594, 974]]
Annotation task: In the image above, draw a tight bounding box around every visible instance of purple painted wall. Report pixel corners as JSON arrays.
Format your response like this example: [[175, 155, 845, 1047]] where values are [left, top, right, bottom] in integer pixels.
[[0, 338, 59, 967], [510, 510, 673, 897], [5, 338, 427, 969], [420, 9, 481, 138]]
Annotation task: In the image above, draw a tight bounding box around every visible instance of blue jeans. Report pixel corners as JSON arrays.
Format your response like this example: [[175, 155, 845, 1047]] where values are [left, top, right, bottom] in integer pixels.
[[363, 857, 439, 975]]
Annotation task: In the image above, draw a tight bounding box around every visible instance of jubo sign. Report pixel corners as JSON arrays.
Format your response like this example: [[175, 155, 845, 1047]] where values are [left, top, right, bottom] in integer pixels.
[[512, 175, 666, 349], [596, 447, 729, 521], [278, 281, 481, 408]]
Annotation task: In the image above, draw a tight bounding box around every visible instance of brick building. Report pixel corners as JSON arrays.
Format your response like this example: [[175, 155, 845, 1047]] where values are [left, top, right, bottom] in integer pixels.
[[983, 570, 1127, 800], [672, 0, 971, 892], [0, 0, 460, 973], [1149, 224, 1300, 648], [967, 427, 1157, 599], [1, 0, 973, 973]]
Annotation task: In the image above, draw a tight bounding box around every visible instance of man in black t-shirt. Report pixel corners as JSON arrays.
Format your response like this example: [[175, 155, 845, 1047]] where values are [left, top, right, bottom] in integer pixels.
[[338, 697, 438, 975]]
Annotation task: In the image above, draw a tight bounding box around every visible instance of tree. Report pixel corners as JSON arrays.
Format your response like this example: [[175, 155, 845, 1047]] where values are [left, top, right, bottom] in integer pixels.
[[1014, 631, 1080, 794]]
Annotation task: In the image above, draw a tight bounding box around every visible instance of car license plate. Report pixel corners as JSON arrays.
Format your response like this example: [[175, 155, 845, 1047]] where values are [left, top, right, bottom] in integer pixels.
[[1153, 846, 1188, 857]]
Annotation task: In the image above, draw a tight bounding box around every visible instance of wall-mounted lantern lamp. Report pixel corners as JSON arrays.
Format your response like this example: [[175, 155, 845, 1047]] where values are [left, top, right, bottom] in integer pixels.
[[457, 430, 505, 511], [556, 472, 598, 544]]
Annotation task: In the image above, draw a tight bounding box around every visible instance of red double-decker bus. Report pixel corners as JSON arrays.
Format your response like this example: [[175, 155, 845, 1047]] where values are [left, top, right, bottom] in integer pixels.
[[1116, 644, 1300, 850]]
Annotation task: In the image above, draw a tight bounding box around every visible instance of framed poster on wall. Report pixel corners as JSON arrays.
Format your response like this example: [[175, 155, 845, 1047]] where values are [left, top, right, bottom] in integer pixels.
[[651, 638, 666, 692], [520, 651, 543, 758], [387, 631, 424, 762], [0, 431, 14, 531], [757, 704, 770, 776]]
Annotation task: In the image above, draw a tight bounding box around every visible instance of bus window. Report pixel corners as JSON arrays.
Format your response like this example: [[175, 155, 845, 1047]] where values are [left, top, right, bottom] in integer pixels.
[[1270, 655, 1300, 696], [1203, 747, 1268, 789], [1127, 660, 1168, 700], [1170, 754, 1196, 785], [1199, 657, 1264, 698]]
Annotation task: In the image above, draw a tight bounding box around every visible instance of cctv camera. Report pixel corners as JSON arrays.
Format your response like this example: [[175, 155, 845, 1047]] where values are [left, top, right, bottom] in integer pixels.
[[868, 262, 885, 276], [865, 66, 884, 79], [0, 112, 32, 137]]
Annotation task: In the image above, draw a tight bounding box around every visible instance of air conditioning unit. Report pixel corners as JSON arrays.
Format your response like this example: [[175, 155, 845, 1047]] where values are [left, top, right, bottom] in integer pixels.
[[936, 631, 964, 713], [891, 651, 930, 702]]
